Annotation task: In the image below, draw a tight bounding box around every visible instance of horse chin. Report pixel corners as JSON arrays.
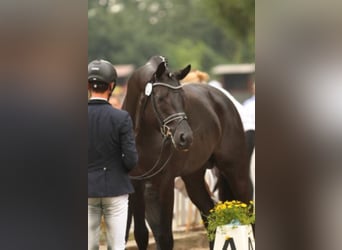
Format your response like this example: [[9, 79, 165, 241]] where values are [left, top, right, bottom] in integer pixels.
[[173, 141, 192, 152]]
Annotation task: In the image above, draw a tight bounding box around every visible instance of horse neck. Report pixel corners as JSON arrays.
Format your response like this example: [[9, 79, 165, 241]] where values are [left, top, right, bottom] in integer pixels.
[[123, 74, 141, 123], [123, 66, 156, 131]]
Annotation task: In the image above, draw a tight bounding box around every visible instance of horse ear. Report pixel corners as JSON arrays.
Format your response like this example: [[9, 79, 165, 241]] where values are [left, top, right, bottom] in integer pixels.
[[174, 64, 191, 81], [155, 61, 167, 79]]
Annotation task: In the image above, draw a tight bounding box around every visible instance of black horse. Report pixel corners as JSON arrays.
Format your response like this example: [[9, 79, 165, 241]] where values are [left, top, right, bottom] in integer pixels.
[[123, 56, 253, 250]]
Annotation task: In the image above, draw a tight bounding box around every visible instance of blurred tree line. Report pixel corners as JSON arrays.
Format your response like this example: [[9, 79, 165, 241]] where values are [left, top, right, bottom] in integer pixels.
[[88, 0, 254, 72]]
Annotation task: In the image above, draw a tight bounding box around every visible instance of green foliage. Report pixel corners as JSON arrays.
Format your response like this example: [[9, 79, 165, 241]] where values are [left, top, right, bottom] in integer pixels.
[[205, 0, 254, 39], [203, 0, 255, 62], [88, 0, 254, 72], [164, 39, 226, 70]]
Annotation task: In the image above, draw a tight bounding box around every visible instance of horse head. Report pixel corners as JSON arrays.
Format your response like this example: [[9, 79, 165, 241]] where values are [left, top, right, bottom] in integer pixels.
[[142, 57, 193, 151]]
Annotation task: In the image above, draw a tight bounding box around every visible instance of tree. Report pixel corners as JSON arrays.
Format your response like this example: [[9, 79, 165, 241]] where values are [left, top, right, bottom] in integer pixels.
[[88, 0, 254, 72], [202, 0, 255, 62]]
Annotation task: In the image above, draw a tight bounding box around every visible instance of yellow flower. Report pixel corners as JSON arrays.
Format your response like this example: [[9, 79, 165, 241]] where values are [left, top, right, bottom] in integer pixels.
[[207, 200, 255, 241]]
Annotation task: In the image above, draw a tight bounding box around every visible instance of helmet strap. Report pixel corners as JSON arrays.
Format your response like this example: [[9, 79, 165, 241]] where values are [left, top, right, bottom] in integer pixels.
[[107, 82, 116, 101]]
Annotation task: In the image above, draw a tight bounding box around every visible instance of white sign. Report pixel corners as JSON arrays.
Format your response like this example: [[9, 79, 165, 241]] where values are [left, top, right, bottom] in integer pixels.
[[214, 224, 255, 250]]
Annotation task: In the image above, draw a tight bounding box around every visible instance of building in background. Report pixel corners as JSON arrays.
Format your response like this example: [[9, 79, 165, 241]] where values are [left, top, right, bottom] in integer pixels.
[[211, 63, 255, 103]]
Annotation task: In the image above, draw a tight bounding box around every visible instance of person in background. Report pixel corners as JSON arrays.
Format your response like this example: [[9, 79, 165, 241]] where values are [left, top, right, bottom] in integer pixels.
[[180, 69, 209, 84], [243, 82, 255, 203], [243, 82, 255, 159], [109, 95, 122, 109], [88, 59, 138, 250]]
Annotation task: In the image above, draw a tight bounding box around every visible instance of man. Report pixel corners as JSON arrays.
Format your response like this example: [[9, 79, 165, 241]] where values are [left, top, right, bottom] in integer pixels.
[[88, 59, 138, 250]]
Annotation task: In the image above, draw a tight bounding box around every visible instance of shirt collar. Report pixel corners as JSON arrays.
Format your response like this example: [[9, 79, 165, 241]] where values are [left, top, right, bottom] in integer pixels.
[[89, 97, 108, 101]]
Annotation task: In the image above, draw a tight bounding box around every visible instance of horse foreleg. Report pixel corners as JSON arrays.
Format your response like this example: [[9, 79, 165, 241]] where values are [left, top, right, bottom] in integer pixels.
[[125, 195, 133, 243], [130, 181, 149, 250], [144, 179, 174, 250], [182, 169, 215, 250]]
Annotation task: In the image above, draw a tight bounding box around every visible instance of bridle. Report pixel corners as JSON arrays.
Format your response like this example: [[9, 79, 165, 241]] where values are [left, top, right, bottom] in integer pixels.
[[142, 81, 188, 142], [150, 83, 188, 140], [129, 80, 188, 180]]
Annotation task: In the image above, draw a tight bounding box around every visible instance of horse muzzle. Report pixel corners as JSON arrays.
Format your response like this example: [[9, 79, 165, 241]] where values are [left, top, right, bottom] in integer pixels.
[[172, 122, 193, 151], [160, 112, 193, 151], [176, 131, 193, 151]]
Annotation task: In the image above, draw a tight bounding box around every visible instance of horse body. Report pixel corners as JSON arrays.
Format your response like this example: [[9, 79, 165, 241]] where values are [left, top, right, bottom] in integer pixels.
[[123, 56, 253, 250]]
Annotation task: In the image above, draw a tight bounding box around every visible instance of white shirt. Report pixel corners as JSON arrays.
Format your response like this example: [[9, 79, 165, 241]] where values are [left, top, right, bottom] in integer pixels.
[[243, 95, 255, 131]]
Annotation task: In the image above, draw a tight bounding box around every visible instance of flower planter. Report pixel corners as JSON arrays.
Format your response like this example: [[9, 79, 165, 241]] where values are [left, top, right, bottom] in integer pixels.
[[213, 224, 255, 250]]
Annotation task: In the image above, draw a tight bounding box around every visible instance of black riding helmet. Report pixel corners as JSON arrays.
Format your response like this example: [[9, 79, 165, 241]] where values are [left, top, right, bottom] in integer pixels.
[[88, 59, 117, 84]]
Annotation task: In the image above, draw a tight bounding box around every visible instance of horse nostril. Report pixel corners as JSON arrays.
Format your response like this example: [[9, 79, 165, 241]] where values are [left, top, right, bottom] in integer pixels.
[[180, 133, 186, 144], [176, 131, 193, 151], [180, 133, 192, 146]]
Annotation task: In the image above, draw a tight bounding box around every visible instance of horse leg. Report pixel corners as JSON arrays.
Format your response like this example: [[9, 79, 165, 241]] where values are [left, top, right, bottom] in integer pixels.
[[129, 181, 149, 250], [215, 153, 253, 204], [144, 179, 175, 250], [182, 168, 215, 250], [216, 152, 256, 237], [216, 172, 235, 201], [125, 195, 132, 243]]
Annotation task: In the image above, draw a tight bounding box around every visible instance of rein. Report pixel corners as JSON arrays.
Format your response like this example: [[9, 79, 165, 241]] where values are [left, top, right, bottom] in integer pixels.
[[129, 81, 186, 180], [129, 137, 174, 180]]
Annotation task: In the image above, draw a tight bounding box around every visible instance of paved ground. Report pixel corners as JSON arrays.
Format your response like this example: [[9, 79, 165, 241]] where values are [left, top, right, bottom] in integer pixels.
[[99, 229, 209, 250]]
